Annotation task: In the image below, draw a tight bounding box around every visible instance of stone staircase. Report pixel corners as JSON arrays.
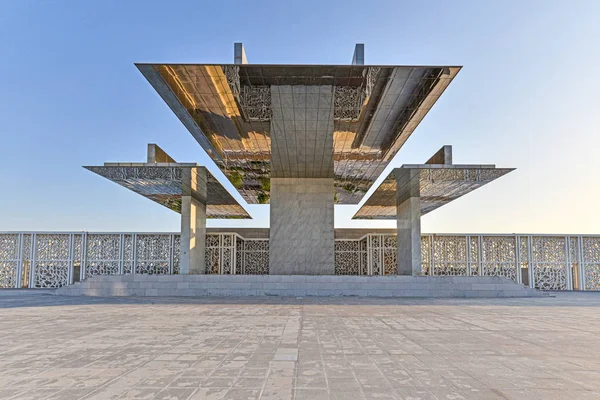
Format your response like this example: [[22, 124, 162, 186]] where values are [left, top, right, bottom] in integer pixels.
[[56, 274, 543, 298]]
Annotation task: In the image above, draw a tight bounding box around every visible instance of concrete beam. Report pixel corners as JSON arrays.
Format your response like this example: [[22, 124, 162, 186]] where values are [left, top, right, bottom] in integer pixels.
[[234, 43, 248, 64], [425, 145, 452, 165], [147, 144, 176, 163], [352, 44, 364, 65]]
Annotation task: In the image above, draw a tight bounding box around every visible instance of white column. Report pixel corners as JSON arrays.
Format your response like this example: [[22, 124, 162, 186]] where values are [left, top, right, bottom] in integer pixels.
[[180, 195, 206, 274], [396, 169, 422, 276], [396, 196, 422, 275], [179, 168, 207, 275]]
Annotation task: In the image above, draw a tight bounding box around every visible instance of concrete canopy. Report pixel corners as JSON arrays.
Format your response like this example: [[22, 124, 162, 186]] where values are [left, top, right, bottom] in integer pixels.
[[136, 64, 461, 204], [353, 165, 514, 219], [85, 164, 250, 219]]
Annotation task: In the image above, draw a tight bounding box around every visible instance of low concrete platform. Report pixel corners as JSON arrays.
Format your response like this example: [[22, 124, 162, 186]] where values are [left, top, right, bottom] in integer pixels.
[[55, 275, 542, 298], [0, 292, 598, 399], [0, 289, 56, 296]]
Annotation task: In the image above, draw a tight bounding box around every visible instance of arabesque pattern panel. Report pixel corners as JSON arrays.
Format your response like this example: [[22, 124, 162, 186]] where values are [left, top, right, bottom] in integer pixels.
[[243, 240, 269, 275], [135, 235, 171, 275], [0, 234, 19, 288], [432, 236, 468, 276], [334, 240, 362, 275], [85, 234, 121, 278], [172, 235, 181, 274], [531, 236, 568, 290], [33, 234, 71, 288], [583, 237, 600, 290], [205, 234, 237, 274], [0, 232, 599, 290], [482, 236, 518, 282]]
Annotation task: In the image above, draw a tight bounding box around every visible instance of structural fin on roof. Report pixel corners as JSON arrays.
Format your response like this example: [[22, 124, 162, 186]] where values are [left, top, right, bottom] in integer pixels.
[[425, 145, 453, 165], [147, 143, 176, 163]]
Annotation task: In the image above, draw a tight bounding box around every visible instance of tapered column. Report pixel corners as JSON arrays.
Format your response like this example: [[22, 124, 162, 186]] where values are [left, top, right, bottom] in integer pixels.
[[396, 169, 422, 275]]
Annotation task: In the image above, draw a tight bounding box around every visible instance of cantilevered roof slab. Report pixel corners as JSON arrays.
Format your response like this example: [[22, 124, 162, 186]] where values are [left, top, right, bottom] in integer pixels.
[[353, 165, 514, 219], [137, 64, 461, 204], [85, 164, 251, 219]]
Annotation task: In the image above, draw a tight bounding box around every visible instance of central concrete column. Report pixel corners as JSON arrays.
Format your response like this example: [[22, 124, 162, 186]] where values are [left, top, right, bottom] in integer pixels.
[[269, 178, 334, 274], [269, 85, 335, 275], [179, 168, 207, 274], [396, 169, 422, 275]]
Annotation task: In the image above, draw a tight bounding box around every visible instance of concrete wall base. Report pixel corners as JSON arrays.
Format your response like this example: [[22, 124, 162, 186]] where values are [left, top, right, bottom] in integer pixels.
[[56, 275, 544, 298]]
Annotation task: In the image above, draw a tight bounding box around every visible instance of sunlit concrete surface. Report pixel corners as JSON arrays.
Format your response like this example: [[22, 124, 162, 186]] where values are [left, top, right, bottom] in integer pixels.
[[1, 292, 600, 399]]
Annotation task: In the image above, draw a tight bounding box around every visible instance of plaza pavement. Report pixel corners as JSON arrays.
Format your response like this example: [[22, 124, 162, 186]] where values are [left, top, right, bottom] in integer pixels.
[[0, 292, 599, 399]]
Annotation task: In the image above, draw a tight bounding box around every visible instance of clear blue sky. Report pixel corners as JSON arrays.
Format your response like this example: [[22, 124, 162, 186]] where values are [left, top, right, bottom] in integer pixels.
[[1, 0, 599, 234]]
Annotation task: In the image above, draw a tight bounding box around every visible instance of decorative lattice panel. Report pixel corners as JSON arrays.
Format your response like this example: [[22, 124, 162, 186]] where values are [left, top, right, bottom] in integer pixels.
[[21, 234, 32, 287], [236, 237, 244, 275], [583, 237, 600, 290], [365, 235, 398, 275], [85, 234, 121, 278], [531, 237, 568, 290], [519, 237, 529, 281], [206, 248, 220, 274], [204, 234, 237, 274], [222, 247, 233, 275], [383, 236, 397, 276], [0, 234, 19, 288], [205, 234, 220, 274], [172, 235, 181, 274], [360, 238, 368, 276], [33, 234, 71, 288], [135, 235, 170, 275], [369, 235, 381, 275], [568, 237, 580, 289], [206, 234, 220, 248], [432, 236, 468, 276], [421, 236, 431, 275], [334, 240, 361, 275], [383, 249, 397, 275], [73, 235, 82, 266], [482, 236, 518, 282], [469, 237, 479, 276], [243, 240, 269, 275], [1, 232, 599, 289], [123, 234, 134, 274]]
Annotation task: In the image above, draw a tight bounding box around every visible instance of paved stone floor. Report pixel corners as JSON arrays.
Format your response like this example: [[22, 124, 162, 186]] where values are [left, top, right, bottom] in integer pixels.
[[1, 292, 600, 400]]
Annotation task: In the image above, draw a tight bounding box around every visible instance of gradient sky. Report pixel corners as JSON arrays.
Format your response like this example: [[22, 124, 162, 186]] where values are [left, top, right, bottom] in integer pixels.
[[1, 0, 599, 234]]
